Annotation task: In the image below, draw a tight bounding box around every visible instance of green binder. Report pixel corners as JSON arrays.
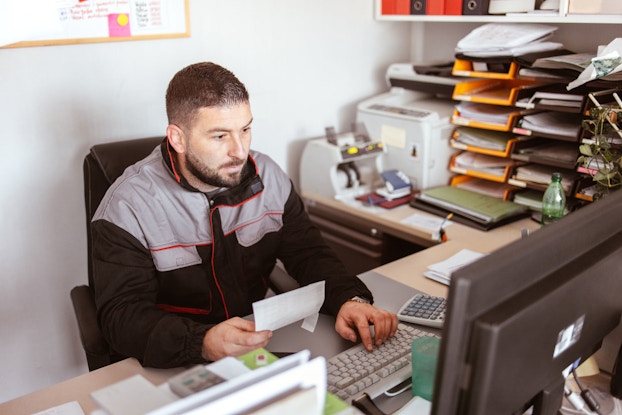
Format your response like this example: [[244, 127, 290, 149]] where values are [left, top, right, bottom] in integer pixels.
[[415, 186, 528, 225]]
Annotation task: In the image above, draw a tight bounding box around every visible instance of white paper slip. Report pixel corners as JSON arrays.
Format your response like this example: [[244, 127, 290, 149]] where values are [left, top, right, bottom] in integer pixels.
[[401, 213, 453, 241], [423, 270, 451, 286], [253, 281, 325, 332], [91, 375, 176, 415], [424, 249, 487, 285], [33, 401, 84, 415]]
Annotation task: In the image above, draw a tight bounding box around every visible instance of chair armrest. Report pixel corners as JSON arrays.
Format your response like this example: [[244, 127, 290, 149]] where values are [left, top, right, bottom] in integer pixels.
[[70, 285, 109, 355]]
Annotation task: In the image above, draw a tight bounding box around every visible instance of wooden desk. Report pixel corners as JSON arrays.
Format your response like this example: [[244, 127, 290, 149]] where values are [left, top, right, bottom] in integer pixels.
[[0, 359, 181, 415], [302, 191, 541, 250], [303, 191, 541, 298], [372, 216, 541, 298]]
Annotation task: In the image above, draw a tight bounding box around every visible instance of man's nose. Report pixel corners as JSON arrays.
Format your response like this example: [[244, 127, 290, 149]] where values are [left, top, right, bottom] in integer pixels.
[[228, 135, 246, 159]]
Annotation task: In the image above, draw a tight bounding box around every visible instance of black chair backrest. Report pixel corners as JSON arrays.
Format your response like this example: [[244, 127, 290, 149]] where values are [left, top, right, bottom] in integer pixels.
[[83, 137, 164, 288]]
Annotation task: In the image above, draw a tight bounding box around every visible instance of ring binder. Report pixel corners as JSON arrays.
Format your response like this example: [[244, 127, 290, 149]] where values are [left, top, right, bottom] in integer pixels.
[[445, 0, 462, 14], [462, 0, 490, 15], [426, 0, 444, 14], [411, 0, 426, 14]]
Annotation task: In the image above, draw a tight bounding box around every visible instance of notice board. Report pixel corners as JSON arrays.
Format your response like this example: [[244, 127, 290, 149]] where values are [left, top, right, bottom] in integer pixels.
[[3, 0, 189, 48]]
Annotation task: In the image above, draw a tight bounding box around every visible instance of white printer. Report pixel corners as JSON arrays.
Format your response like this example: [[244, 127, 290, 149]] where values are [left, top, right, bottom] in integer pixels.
[[356, 63, 460, 190]]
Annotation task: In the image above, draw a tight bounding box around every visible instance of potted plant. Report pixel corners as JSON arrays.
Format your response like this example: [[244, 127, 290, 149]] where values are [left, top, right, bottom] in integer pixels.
[[577, 105, 622, 200]]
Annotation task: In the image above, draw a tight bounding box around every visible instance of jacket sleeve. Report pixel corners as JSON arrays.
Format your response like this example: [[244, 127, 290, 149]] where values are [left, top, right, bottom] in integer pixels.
[[277, 185, 374, 316], [91, 219, 209, 368]]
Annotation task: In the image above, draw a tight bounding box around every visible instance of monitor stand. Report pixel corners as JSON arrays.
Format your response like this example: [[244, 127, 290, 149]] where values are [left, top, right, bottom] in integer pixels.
[[531, 377, 564, 415]]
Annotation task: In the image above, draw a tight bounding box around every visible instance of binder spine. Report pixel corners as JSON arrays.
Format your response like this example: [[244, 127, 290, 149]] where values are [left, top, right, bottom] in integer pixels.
[[411, 0, 426, 14], [381, 0, 396, 14], [426, 0, 444, 14], [396, 0, 411, 14], [462, 0, 490, 15], [381, 0, 411, 14], [445, 0, 463, 15]]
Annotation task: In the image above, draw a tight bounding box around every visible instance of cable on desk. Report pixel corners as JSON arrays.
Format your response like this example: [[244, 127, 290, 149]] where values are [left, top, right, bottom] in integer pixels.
[[572, 367, 602, 415], [565, 385, 593, 415], [352, 393, 388, 415], [383, 378, 412, 397]]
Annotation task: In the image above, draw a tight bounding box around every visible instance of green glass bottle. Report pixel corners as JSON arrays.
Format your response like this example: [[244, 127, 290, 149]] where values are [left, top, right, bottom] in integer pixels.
[[541, 172, 566, 225]]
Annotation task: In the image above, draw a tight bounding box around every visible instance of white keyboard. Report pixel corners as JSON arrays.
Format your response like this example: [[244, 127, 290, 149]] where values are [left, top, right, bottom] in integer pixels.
[[326, 323, 439, 402]]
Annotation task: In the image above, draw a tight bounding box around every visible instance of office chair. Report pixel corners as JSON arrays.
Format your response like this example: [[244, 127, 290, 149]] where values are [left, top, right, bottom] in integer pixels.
[[71, 136, 164, 371], [70, 136, 298, 371]]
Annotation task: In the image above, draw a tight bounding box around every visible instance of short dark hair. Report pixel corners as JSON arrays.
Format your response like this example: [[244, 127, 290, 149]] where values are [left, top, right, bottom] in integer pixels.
[[165, 62, 249, 129]]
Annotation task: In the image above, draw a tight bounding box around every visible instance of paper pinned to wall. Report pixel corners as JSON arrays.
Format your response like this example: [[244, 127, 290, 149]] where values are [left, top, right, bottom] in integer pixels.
[[253, 281, 325, 332]]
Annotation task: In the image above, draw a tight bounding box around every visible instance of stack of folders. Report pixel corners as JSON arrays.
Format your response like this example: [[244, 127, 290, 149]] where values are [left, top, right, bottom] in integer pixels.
[[512, 164, 579, 193], [453, 152, 515, 176], [411, 186, 529, 230], [452, 126, 515, 152], [454, 101, 522, 128], [454, 23, 563, 58], [518, 111, 582, 138], [424, 249, 487, 285]]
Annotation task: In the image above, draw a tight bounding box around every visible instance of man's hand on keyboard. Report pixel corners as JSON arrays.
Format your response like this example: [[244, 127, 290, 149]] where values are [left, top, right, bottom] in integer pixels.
[[335, 301, 398, 352]]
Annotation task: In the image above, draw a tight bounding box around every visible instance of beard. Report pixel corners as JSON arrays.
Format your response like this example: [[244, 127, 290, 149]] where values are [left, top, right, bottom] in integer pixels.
[[185, 150, 247, 188]]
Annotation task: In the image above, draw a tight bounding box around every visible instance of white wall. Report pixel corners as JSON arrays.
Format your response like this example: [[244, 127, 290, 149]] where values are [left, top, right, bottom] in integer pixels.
[[0, 0, 411, 403]]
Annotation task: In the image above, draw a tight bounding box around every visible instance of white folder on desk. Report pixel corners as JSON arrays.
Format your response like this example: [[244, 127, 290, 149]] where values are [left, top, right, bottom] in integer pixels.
[[148, 350, 326, 415]]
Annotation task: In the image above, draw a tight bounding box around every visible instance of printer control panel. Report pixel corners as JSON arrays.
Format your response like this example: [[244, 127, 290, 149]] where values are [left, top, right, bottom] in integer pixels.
[[340, 141, 383, 160], [367, 103, 432, 119]]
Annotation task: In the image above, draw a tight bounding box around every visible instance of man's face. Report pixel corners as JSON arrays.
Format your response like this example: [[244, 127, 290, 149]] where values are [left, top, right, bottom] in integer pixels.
[[178, 102, 253, 190]]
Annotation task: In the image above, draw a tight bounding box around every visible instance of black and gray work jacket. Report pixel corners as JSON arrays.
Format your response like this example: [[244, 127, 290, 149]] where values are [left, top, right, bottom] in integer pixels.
[[91, 140, 372, 368]]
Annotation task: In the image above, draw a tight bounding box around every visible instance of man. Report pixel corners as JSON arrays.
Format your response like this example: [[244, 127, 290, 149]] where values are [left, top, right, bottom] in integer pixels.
[[92, 62, 397, 368]]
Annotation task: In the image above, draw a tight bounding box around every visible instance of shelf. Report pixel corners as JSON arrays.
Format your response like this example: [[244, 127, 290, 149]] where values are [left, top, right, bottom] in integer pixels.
[[375, 14, 622, 24], [375, 0, 622, 24]]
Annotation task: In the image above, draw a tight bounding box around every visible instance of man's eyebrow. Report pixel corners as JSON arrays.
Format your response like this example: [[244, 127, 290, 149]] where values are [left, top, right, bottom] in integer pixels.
[[205, 118, 253, 134]]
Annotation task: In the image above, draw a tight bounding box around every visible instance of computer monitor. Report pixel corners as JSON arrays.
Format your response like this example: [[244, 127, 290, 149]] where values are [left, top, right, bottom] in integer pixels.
[[432, 189, 622, 415]]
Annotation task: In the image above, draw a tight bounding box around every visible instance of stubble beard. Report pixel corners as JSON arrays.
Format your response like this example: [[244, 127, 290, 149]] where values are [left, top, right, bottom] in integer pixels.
[[186, 151, 247, 188]]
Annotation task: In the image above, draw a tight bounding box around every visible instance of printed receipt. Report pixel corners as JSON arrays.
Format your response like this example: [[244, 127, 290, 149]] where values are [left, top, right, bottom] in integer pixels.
[[253, 281, 325, 332]]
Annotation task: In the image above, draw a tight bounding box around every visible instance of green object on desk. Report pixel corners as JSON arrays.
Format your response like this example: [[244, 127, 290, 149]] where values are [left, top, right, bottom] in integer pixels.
[[411, 337, 440, 401], [237, 348, 349, 415], [417, 186, 527, 224], [237, 348, 279, 369]]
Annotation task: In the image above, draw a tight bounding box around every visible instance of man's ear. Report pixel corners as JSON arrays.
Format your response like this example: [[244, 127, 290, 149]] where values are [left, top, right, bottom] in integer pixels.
[[166, 124, 186, 154]]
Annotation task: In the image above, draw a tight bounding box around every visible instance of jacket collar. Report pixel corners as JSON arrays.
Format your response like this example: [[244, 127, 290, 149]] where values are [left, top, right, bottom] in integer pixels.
[[160, 139, 264, 206]]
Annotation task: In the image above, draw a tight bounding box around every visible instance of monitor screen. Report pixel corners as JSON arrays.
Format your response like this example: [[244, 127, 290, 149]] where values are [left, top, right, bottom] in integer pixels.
[[432, 189, 622, 415]]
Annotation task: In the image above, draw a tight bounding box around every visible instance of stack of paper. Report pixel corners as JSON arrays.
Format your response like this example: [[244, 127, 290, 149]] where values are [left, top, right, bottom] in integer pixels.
[[454, 178, 516, 199], [455, 23, 563, 58], [515, 141, 579, 165], [424, 249, 487, 285], [518, 111, 581, 138], [452, 127, 515, 151], [569, 38, 622, 90], [455, 102, 521, 125], [454, 152, 515, 176], [532, 53, 595, 73], [512, 164, 579, 193], [513, 189, 544, 210]]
